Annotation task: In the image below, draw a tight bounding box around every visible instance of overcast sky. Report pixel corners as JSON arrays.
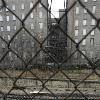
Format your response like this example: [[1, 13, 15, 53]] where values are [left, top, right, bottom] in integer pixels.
[[48, 0, 65, 18]]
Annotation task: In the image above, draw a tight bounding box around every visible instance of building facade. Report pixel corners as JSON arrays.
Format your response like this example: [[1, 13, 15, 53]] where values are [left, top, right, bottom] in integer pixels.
[[67, 0, 100, 66], [0, 0, 48, 69]]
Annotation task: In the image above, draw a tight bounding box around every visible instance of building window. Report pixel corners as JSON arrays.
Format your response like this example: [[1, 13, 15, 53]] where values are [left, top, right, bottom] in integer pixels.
[[90, 38, 94, 45], [39, 23, 43, 29], [23, 52, 27, 59], [0, 15, 3, 21], [84, 9, 87, 13], [31, 42, 34, 47], [12, 15, 16, 21], [83, 19, 87, 26], [92, 6, 96, 13], [81, 51, 86, 59], [74, 52, 78, 58], [22, 34, 25, 37], [39, 11, 43, 18], [82, 39, 86, 45], [21, 3, 24, 9], [21, 13, 25, 19], [75, 39, 78, 43], [91, 19, 96, 25], [2, 36, 5, 39], [30, 13, 33, 18], [7, 26, 10, 31], [2, 43, 5, 48], [30, 2, 33, 8], [84, 0, 88, 2], [90, 51, 93, 58], [93, 0, 96, 1], [9, 52, 12, 59], [12, 5, 15, 11], [6, 8, 8, 12], [6, 6, 9, 11], [31, 23, 34, 29], [6, 16, 9, 21], [1, 26, 3, 31], [0, 9, 2, 12], [75, 20, 79, 27], [8, 35, 11, 40], [91, 30, 95, 35], [83, 29, 87, 35], [75, 29, 78, 36], [75, 7, 79, 14], [14, 26, 16, 30], [15, 55, 17, 60], [39, 3, 42, 8]]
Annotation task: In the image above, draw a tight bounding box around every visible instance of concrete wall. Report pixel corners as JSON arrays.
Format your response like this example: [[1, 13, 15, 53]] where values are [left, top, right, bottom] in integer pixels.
[[0, 69, 99, 94]]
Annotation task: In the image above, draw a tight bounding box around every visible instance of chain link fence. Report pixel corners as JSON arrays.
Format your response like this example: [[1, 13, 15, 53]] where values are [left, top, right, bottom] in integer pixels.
[[0, 0, 99, 99]]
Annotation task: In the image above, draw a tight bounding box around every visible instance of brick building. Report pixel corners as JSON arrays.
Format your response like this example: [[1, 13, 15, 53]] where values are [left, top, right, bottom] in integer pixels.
[[0, 0, 48, 69]]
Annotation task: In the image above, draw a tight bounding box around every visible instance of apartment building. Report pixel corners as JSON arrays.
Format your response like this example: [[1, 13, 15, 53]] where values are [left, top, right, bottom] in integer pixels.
[[0, 0, 48, 69], [67, 0, 100, 66]]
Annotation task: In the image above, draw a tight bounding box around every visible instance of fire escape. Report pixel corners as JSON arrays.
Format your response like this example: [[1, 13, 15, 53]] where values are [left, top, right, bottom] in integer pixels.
[[45, 0, 68, 66], [45, 22, 67, 65]]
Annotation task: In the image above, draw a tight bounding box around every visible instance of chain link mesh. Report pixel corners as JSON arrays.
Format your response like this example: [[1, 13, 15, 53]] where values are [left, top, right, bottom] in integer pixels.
[[0, 0, 99, 99]]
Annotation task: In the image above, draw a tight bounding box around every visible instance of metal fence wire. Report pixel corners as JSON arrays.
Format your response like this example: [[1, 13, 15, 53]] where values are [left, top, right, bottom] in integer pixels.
[[0, 0, 99, 99]]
